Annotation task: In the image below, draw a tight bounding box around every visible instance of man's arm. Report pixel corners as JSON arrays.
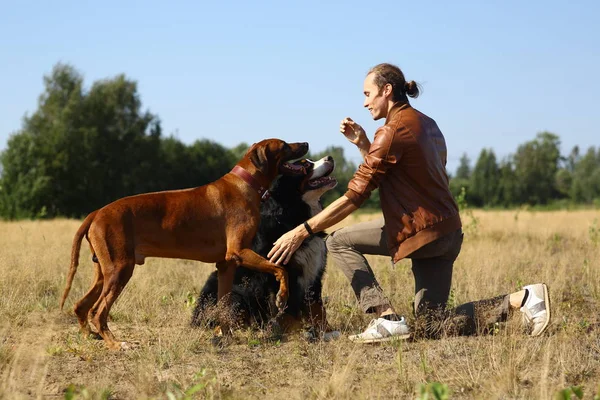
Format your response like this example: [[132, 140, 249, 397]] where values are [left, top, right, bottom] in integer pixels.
[[345, 125, 399, 208], [305, 195, 357, 235], [267, 195, 357, 265], [357, 139, 371, 160]]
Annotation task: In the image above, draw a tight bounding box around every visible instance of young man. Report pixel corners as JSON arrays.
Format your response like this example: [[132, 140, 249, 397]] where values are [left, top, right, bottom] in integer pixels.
[[268, 63, 550, 342]]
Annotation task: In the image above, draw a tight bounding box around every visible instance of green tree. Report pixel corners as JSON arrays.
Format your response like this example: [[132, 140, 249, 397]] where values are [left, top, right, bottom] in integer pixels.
[[0, 132, 52, 218], [449, 153, 472, 203], [555, 146, 579, 198], [455, 153, 471, 180], [513, 132, 561, 205], [470, 148, 499, 207], [154, 136, 192, 190], [144, 137, 237, 193], [80, 74, 161, 210], [229, 142, 250, 162], [187, 139, 237, 185], [495, 158, 518, 207], [449, 177, 471, 205], [0, 63, 161, 218], [570, 146, 600, 203]]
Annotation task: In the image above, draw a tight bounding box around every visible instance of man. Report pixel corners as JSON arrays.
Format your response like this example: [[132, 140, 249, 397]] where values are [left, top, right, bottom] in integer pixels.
[[268, 63, 550, 343]]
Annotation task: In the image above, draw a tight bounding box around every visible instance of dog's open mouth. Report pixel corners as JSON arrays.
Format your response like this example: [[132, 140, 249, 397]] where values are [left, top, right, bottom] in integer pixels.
[[278, 156, 337, 189], [305, 156, 337, 190], [279, 142, 310, 176], [307, 176, 337, 189], [280, 161, 307, 176]]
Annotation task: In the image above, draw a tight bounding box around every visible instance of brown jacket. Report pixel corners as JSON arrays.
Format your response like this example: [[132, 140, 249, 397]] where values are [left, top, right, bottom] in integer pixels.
[[345, 102, 461, 262]]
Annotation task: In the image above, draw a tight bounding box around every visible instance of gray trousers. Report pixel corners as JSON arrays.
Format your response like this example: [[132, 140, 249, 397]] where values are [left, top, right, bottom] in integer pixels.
[[325, 218, 511, 338]]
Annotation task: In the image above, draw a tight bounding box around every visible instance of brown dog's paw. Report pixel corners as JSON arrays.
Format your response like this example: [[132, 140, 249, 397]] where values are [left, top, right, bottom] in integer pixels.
[[111, 341, 140, 351], [275, 291, 288, 312], [105, 341, 127, 351]]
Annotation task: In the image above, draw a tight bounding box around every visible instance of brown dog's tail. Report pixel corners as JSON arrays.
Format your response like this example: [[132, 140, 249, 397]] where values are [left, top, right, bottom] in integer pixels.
[[60, 210, 98, 310]]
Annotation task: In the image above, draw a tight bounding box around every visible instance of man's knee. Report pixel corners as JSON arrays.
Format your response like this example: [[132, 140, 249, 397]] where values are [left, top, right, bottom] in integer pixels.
[[325, 230, 346, 253]]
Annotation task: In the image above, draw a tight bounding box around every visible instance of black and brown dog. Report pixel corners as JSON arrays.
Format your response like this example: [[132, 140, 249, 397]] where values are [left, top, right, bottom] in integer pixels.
[[59, 139, 308, 350], [192, 156, 340, 340]]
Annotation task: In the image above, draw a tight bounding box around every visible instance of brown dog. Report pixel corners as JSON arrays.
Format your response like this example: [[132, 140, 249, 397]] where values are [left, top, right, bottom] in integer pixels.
[[60, 139, 308, 350]]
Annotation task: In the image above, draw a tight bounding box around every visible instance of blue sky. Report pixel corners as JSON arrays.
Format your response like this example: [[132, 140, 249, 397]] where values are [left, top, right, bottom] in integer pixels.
[[1, 0, 598, 173]]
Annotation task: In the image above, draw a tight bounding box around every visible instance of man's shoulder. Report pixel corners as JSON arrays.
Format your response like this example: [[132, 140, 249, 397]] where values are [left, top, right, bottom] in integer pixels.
[[390, 106, 441, 138], [392, 105, 433, 124], [382, 109, 415, 140]]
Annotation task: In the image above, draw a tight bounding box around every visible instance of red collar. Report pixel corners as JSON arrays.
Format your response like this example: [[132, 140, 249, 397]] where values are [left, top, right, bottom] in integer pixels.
[[230, 165, 271, 201]]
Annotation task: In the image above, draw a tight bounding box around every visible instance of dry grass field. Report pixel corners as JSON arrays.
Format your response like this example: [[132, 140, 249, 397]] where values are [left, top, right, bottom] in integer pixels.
[[1, 210, 599, 399]]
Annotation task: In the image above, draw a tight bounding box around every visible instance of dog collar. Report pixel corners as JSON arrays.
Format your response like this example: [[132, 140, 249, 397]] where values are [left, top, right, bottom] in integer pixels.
[[230, 166, 271, 201]]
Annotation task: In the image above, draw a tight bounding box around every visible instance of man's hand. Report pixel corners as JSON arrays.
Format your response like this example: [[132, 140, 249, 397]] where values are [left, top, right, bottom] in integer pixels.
[[340, 117, 371, 159], [267, 225, 309, 265], [340, 118, 369, 148], [269, 196, 358, 265]]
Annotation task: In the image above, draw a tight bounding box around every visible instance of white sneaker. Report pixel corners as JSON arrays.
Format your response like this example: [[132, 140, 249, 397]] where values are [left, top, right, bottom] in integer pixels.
[[520, 283, 551, 336], [348, 317, 411, 343]]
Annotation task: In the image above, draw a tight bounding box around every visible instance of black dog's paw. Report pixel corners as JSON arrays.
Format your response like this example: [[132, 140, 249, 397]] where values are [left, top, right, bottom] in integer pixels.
[[303, 326, 318, 343], [266, 319, 284, 342], [210, 335, 225, 348]]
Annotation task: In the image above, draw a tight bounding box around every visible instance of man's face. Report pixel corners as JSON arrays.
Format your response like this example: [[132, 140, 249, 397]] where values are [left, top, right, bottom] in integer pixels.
[[363, 73, 391, 120]]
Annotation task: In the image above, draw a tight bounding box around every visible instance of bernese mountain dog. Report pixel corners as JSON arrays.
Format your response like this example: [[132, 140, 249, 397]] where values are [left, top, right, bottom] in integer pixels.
[[191, 156, 339, 340]]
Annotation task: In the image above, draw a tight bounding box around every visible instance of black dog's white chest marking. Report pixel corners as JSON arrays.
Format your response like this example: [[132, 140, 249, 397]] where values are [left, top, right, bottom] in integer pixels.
[[292, 238, 325, 291], [291, 194, 327, 291]]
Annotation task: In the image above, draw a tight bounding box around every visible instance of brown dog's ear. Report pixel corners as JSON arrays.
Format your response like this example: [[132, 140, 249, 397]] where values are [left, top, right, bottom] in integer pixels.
[[249, 145, 268, 170]]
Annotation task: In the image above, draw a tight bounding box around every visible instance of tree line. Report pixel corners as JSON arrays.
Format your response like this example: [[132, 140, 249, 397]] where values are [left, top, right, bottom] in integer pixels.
[[0, 64, 361, 219], [0, 64, 598, 219], [451, 133, 600, 208]]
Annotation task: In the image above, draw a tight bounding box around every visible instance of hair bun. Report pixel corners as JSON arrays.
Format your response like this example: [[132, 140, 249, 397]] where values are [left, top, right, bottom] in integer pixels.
[[404, 80, 420, 98]]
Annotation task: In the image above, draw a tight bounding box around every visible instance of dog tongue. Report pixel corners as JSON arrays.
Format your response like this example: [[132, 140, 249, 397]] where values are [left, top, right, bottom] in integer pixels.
[[282, 162, 305, 173]]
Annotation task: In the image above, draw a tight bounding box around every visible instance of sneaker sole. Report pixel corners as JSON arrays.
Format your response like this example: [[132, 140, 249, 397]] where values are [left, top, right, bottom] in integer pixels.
[[348, 333, 411, 344], [532, 283, 551, 337]]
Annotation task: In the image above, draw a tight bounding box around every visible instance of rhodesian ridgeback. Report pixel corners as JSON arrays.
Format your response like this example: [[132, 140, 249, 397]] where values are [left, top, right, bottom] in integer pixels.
[[60, 138, 309, 350]]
